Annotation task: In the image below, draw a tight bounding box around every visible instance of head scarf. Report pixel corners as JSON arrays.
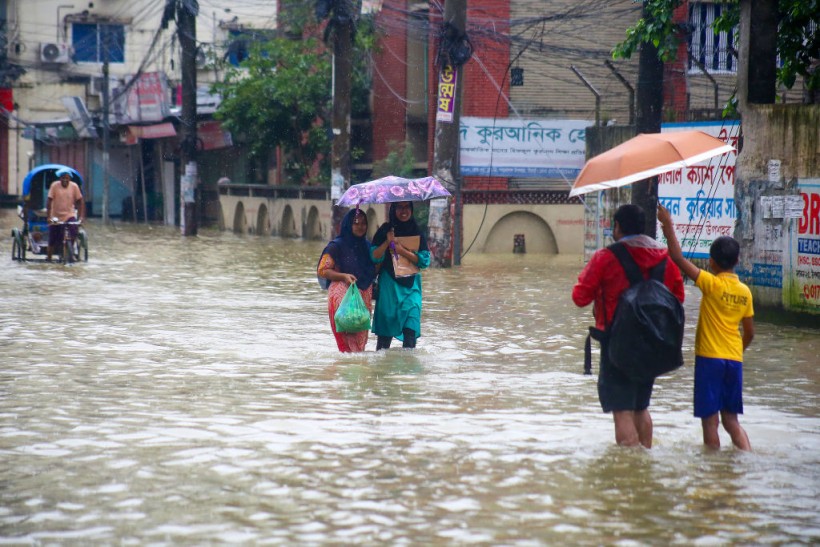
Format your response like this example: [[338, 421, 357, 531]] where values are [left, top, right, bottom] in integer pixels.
[[55, 168, 74, 180], [371, 201, 429, 287], [318, 208, 376, 290]]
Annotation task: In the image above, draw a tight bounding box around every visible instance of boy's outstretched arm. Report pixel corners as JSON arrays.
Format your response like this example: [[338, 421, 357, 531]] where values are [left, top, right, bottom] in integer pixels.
[[658, 204, 701, 282]]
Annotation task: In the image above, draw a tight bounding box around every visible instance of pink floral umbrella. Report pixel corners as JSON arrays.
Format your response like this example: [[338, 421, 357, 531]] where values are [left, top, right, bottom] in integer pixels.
[[336, 176, 451, 207]]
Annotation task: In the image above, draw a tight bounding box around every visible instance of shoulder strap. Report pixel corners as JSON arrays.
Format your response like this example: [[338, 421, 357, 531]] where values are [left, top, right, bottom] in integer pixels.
[[608, 242, 643, 286], [649, 258, 667, 282]]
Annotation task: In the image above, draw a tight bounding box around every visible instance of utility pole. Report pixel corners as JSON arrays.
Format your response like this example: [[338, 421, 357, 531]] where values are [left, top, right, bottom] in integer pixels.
[[330, 9, 353, 238], [632, 1, 664, 238], [178, 0, 198, 236], [431, 0, 467, 267], [738, 0, 777, 107], [101, 25, 110, 224]]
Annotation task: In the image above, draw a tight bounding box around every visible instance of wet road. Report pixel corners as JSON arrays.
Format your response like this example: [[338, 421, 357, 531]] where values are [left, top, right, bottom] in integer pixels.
[[1, 213, 818, 544]]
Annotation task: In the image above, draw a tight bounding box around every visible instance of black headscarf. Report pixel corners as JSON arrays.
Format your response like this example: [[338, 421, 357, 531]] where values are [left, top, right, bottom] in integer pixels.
[[372, 201, 428, 287], [318, 208, 376, 290]]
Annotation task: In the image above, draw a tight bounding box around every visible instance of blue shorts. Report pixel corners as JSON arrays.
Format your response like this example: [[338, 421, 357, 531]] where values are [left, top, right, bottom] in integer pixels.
[[693, 356, 744, 418]]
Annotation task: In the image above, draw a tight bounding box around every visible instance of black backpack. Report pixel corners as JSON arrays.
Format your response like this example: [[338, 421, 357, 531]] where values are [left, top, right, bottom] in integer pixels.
[[584, 242, 684, 382]]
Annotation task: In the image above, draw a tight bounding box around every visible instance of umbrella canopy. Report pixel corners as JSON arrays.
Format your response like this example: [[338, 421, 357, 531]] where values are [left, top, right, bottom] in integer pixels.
[[569, 130, 735, 197], [336, 176, 451, 207]]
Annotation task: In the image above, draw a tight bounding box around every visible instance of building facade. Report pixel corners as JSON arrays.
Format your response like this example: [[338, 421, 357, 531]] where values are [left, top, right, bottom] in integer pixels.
[[0, 0, 265, 220]]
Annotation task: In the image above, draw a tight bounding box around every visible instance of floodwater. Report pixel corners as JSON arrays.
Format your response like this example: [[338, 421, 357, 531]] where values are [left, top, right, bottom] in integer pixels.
[[1, 211, 818, 545]]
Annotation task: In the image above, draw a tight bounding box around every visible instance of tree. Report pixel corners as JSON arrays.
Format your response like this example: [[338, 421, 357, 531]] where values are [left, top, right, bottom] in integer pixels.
[[612, 0, 684, 63], [211, 4, 375, 186], [712, 0, 819, 102], [212, 37, 332, 185], [614, 0, 819, 104]]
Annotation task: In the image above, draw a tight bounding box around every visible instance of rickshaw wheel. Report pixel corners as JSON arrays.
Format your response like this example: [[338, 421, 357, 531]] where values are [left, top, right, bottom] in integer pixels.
[[78, 230, 88, 262]]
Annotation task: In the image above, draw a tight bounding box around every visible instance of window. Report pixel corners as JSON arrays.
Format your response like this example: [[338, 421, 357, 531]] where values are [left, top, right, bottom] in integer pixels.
[[688, 2, 736, 73], [72, 23, 125, 63]]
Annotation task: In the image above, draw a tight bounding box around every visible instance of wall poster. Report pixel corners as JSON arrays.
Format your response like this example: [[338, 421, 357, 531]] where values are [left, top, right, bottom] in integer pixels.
[[656, 121, 740, 259]]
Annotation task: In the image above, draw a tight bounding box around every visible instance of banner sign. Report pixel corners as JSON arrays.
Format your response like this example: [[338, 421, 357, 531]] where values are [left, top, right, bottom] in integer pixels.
[[459, 117, 589, 178], [436, 65, 457, 123], [792, 181, 820, 311], [657, 121, 740, 259], [119, 71, 171, 123]]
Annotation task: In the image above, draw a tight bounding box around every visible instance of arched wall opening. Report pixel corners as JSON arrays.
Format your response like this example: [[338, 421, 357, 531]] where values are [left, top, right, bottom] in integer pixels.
[[256, 204, 270, 235], [281, 205, 298, 238], [305, 206, 322, 240], [233, 202, 246, 234], [483, 211, 558, 254], [217, 203, 225, 231]]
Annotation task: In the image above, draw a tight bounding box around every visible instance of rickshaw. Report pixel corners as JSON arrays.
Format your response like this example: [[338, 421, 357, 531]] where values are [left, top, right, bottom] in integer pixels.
[[11, 164, 89, 263]]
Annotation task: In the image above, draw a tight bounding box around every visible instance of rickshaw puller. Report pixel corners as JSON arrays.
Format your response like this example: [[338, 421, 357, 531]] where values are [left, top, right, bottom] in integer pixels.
[[46, 170, 85, 261]]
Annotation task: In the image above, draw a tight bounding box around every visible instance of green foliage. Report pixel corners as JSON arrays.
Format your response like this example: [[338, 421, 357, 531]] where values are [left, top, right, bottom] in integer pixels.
[[612, 0, 684, 62], [714, 0, 819, 94], [711, 1, 740, 34], [212, 37, 331, 184], [617, 0, 819, 99], [276, 0, 312, 37], [211, 3, 377, 185], [722, 93, 739, 118], [352, 15, 376, 118], [370, 140, 417, 179], [776, 0, 819, 94]]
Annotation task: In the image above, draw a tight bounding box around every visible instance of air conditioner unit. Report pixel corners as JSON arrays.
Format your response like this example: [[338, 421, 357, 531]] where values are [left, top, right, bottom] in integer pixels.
[[40, 42, 71, 63]]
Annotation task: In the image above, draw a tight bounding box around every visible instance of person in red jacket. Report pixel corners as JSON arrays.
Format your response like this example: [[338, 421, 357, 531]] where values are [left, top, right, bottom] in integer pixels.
[[572, 204, 685, 449]]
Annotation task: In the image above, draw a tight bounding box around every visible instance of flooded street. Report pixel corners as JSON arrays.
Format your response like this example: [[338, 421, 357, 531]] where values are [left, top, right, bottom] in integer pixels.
[[1, 212, 818, 545]]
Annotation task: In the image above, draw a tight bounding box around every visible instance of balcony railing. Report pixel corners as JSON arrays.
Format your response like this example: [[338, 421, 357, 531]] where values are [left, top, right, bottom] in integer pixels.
[[216, 183, 580, 206], [462, 189, 581, 205], [218, 184, 330, 201]]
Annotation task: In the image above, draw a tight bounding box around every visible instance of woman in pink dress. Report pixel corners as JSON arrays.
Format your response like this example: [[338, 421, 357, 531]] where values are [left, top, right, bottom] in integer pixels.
[[317, 209, 376, 352]]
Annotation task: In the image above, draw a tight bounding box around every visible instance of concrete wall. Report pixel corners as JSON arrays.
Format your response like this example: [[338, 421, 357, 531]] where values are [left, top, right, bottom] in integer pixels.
[[217, 193, 584, 255], [463, 203, 584, 255], [735, 104, 820, 317], [218, 195, 386, 242]]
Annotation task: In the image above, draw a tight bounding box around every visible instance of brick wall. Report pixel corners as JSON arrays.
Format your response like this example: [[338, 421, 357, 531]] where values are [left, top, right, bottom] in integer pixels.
[[372, 0, 410, 161], [424, 0, 511, 191]]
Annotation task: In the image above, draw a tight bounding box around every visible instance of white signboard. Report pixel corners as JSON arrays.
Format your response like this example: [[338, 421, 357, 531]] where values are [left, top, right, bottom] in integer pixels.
[[657, 121, 740, 259], [459, 117, 590, 178]]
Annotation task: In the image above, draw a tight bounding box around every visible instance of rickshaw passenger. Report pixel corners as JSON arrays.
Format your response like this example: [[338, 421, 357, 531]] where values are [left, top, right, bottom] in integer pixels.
[[46, 170, 85, 261]]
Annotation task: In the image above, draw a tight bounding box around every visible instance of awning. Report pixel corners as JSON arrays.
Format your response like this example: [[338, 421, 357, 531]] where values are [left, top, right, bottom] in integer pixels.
[[197, 120, 233, 150], [122, 122, 177, 145]]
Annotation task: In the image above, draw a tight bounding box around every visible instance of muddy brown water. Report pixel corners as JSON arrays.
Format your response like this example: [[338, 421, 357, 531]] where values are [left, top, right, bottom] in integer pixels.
[[1, 210, 818, 544]]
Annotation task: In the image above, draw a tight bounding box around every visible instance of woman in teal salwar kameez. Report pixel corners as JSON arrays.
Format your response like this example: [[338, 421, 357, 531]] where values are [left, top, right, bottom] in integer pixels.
[[371, 201, 430, 350]]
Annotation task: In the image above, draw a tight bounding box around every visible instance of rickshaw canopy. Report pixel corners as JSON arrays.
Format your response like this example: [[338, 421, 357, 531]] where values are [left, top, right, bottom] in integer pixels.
[[22, 164, 84, 199]]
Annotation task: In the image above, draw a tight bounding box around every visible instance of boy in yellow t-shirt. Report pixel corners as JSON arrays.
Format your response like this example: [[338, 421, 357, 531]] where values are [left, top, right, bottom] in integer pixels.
[[658, 205, 755, 450]]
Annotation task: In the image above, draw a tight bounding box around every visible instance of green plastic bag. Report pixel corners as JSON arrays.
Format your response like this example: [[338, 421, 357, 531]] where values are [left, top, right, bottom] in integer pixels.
[[334, 284, 371, 333]]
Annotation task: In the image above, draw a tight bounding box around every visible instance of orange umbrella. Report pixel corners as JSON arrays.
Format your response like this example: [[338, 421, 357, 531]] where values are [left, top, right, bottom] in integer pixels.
[[569, 130, 735, 197]]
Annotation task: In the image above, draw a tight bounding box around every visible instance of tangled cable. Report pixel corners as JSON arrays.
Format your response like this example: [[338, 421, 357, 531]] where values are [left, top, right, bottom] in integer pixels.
[[436, 21, 473, 68]]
